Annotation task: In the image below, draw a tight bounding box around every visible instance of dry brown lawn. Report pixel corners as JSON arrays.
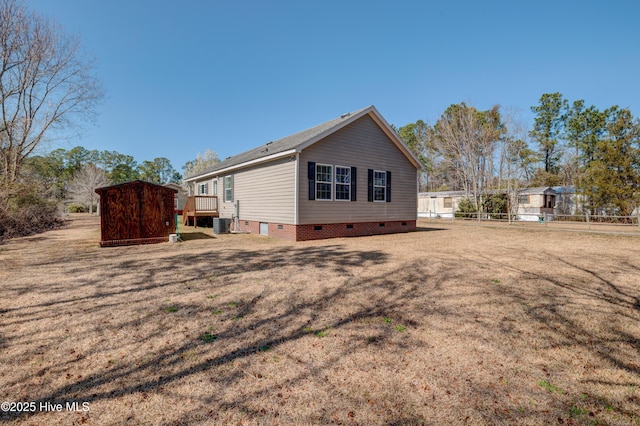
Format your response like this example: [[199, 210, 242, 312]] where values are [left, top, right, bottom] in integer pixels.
[[1, 214, 639, 425]]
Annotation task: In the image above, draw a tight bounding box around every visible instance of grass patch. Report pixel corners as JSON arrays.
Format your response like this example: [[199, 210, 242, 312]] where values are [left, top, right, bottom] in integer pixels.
[[382, 317, 393, 323], [569, 406, 588, 418], [199, 332, 218, 343], [165, 306, 179, 313], [395, 325, 407, 332], [537, 380, 562, 394]]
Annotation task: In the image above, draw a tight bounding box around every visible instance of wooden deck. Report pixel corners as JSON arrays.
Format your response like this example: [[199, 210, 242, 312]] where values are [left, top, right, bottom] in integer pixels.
[[183, 196, 219, 226]]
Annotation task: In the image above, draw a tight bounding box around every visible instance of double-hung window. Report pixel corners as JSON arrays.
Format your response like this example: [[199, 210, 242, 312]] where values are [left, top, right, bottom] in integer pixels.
[[224, 175, 233, 202], [373, 170, 387, 201], [335, 166, 351, 201], [308, 161, 356, 201], [315, 164, 333, 200], [198, 182, 208, 195], [367, 169, 391, 203]]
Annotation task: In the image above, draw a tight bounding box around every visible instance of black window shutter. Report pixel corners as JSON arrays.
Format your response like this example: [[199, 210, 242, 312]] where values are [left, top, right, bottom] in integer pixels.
[[350, 167, 357, 201], [386, 171, 391, 202], [367, 169, 373, 202], [308, 162, 316, 200]]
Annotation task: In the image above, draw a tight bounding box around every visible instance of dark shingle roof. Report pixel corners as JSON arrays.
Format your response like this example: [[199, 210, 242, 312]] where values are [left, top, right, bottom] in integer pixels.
[[187, 106, 374, 179]]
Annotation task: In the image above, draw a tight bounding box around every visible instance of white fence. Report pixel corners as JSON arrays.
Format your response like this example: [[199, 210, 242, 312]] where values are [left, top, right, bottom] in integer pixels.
[[420, 212, 640, 232]]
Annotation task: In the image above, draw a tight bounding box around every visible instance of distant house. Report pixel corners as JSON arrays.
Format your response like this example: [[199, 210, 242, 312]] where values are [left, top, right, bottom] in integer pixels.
[[418, 186, 559, 221], [552, 186, 578, 215], [164, 183, 187, 215], [516, 187, 556, 221], [184, 106, 422, 241], [95, 180, 177, 247], [417, 190, 465, 218]]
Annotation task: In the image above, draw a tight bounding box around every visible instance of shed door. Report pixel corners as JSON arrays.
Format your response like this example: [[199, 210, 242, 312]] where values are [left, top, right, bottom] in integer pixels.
[[259, 222, 268, 236]]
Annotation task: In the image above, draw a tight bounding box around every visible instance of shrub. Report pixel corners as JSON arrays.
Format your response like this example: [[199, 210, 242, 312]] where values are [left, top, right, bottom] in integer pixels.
[[66, 203, 86, 213], [455, 198, 478, 218], [0, 183, 64, 241], [482, 193, 508, 218]]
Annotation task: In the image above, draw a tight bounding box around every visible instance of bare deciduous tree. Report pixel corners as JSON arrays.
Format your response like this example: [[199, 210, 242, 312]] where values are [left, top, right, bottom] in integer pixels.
[[499, 109, 534, 222], [0, 0, 102, 188], [182, 149, 220, 179], [68, 162, 107, 214], [432, 103, 503, 210]]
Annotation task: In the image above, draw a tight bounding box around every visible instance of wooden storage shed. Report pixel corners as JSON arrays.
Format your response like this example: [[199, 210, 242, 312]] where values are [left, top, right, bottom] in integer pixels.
[[95, 180, 177, 247]]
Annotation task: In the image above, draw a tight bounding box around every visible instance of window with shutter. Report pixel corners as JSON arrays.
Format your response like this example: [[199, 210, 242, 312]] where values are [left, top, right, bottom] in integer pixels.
[[315, 164, 333, 200], [368, 169, 391, 202], [335, 166, 351, 201]]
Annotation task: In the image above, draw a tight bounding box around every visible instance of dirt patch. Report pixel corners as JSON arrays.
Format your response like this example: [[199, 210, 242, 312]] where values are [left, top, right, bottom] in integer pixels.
[[1, 214, 639, 425]]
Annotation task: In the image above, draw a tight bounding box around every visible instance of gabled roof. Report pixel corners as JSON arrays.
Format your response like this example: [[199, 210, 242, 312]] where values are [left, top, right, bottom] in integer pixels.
[[518, 186, 556, 195], [96, 179, 177, 194], [184, 105, 421, 182]]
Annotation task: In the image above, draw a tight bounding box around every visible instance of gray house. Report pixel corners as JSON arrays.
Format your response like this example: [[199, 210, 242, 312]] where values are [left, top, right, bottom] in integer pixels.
[[184, 106, 421, 241]]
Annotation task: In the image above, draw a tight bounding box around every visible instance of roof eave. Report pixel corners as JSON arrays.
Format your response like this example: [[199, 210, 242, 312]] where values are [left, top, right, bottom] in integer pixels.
[[295, 105, 422, 170], [367, 106, 423, 170], [185, 105, 422, 183], [184, 149, 298, 182]]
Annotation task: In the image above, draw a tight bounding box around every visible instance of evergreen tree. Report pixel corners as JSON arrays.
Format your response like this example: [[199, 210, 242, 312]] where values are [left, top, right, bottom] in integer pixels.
[[578, 107, 640, 215], [530, 93, 567, 178]]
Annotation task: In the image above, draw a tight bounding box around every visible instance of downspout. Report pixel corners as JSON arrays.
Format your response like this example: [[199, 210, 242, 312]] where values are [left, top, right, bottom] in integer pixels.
[[294, 153, 299, 225]]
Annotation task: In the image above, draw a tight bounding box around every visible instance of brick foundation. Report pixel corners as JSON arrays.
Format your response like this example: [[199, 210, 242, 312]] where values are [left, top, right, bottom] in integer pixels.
[[233, 219, 416, 241]]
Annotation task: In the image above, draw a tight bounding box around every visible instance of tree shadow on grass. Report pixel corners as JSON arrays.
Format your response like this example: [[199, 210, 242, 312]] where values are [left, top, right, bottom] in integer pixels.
[[178, 232, 216, 241], [414, 226, 449, 232], [2, 222, 640, 424]]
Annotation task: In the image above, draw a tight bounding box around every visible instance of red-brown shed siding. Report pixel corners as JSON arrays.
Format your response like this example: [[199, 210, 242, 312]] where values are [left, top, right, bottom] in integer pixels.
[[95, 180, 177, 247]]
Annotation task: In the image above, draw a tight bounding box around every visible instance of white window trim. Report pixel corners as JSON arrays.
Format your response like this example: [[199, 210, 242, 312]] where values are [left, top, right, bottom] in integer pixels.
[[373, 169, 387, 202], [334, 165, 351, 201], [315, 163, 333, 201], [198, 182, 208, 195], [224, 175, 233, 203]]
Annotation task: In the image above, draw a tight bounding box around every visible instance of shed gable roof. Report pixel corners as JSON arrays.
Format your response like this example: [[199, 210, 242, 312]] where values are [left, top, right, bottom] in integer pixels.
[[185, 105, 421, 181], [95, 179, 178, 195]]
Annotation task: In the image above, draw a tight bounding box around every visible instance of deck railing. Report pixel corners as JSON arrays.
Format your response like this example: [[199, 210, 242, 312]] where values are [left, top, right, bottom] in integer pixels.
[[183, 196, 219, 226]]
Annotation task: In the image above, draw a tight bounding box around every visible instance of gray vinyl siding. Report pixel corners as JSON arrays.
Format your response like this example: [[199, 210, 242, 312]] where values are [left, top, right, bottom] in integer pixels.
[[191, 178, 215, 195], [298, 115, 418, 224], [216, 157, 296, 223]]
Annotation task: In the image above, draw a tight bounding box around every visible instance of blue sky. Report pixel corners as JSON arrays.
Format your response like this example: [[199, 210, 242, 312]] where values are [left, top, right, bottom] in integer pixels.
[[29, 0, 640, 173]]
